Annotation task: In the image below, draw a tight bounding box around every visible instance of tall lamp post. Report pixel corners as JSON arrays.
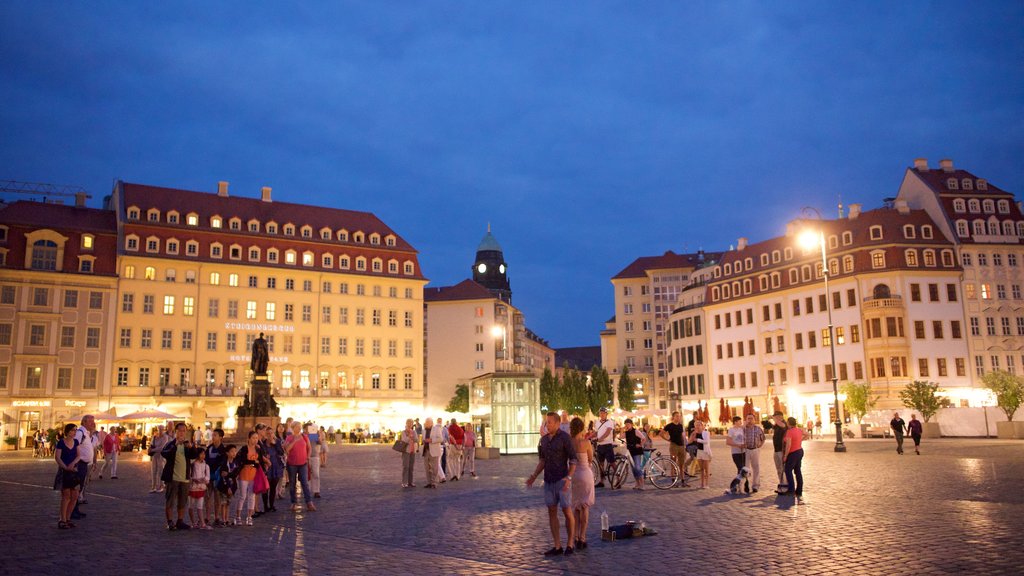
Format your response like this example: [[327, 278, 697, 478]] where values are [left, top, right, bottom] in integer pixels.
[[798, 228, 847, 452]]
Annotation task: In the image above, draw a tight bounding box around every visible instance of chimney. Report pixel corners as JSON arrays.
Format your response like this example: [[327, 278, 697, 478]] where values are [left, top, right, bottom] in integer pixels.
[[74, 192, 87, 207], [737, 237, 748, 251], [939, 159, 954, 172], [217, 181, 229, 197], [261, 186, 272, 203], [848, 203, 862, 219], [894, 199, 910, 214], [913, 158, 929, 171]]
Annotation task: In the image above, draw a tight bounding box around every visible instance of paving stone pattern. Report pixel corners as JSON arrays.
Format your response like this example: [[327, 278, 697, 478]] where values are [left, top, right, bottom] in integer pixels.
[[2, 438, 1022, 575]]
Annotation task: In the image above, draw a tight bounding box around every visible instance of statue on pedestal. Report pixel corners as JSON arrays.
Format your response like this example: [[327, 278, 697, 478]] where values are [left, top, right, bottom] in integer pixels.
[[237, 332, 279, 419], [251, 332, 269, 376]]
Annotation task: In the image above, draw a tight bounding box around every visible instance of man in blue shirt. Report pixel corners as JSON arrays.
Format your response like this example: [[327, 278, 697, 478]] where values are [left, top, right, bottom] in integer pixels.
[[527, 412, 578, 557]]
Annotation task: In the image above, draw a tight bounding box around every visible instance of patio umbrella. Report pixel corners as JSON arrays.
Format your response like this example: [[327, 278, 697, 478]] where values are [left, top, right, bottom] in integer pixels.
[[702, 403, 710, 423], [120, 409, 181, 421], [718, 398, 726, 423], [744, 397, 755, 418]]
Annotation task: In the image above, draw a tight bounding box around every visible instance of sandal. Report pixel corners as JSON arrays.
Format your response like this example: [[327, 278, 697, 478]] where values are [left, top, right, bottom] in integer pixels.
[[58, 521, 69, 530], [66, 521, 77, 528]]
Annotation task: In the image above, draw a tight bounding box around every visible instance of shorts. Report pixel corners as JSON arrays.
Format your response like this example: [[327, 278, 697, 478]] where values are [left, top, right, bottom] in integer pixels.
[[696, 449, 711, 461], [165, 480, 190, 511], [189, 489, 206, 499], [543, 478, 572, 509]]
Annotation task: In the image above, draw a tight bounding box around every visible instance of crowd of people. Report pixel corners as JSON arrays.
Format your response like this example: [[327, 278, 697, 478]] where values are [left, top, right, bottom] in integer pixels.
[[396, 417, 477, 488]]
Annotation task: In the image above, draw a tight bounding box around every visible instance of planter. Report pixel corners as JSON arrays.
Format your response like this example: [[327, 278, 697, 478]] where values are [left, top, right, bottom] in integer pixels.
[[995, 420, 1024, 439], [921, 422, 942, 438]]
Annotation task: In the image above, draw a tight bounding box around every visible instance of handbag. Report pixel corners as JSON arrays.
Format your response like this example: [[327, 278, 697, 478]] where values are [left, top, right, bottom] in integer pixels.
[[253, 466, 270, 494], [392, 439, 408, 453]]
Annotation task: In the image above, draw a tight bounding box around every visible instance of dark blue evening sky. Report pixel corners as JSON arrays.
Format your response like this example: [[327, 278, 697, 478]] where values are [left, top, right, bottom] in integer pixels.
[[2, 1, 1023, 347]]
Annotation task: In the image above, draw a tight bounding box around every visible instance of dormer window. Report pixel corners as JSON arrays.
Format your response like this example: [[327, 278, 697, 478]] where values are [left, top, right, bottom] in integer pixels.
[[248, 219, 260, 233], [81, 234, 94, 250], [956, 220, 969, 237], [229, 244, 241, 260], [744, 257, 753, 270], [266, 222, 278, 234], [388, 259, 398, 273], [302, 251, 314, 266], [300, 226, 312, 238], [353, 231, 365, 243], [977, 179, 988, 191], [998, 200, 1010, 214], [369, 233, 381, 246], [167, 211, 180, 224], [320, 228, 332, 240], [210, 243, 223, 259], [185, 240, 198, 256], [127, 207, 140, 220], [983, 199, 994, 213], [283, 224, 295, 236], [760, 254, 768, 266], [211, 216, 223, 229], [963, 179, 974, 190], [869, 226, 883, 240], [953, 198, 966, 212], [248, 247, 261, 262], [371, 258, 383, 272], [0, 226, 7, 243], [828, 235, 838, 249], [166, 239, 179, 255], [285, 250, 296, 265], [147, 209, 160, 222], [322, 254, 333, 268], [905, 250, 918, 267], [229, 218, 241, 231], [842, 231, 853, 246], [125, 235, 139, 251], [145, 236, 160, 253], [385, 235, 396, 247], [968, 199, 980, 212], [340, 255, 350, 269], [903, 225, 915, 239], [923, 250, 936, 267], [404, 262, 414, 275], [783, 247, 793, 260], [337, 230, 349, 242], [947, 178, 959, 190], [922, 225, 933, 239], [186, 213, 199, 226], [724, 263, 732, 275], [356, 256, 367, 271]]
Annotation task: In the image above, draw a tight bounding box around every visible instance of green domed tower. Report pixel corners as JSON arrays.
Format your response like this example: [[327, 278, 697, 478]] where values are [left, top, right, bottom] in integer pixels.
[[472, 224, 511, 303]]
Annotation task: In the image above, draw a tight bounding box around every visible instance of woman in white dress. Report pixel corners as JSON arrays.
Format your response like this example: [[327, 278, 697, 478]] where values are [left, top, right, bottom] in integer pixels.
[[570, 417, 595, 549]]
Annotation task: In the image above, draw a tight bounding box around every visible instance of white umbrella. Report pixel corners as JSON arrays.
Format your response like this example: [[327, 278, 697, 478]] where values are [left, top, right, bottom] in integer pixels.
[[119, 409, 182, 421]]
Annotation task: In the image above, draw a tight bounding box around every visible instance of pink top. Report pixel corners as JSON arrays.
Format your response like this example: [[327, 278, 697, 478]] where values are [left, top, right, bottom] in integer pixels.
[[286, 434, 310, 466], [463, 429, 476, 448], [784, 427, 803, 453]]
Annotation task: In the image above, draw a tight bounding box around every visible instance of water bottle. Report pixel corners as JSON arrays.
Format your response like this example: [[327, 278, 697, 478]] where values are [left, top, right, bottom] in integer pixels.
[[600, 510, 609, 531]]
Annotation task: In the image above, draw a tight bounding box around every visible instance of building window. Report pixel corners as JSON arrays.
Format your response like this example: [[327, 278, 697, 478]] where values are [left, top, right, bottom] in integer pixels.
[[25, 366, 42, 389], [30, 240, 58, 270], [871, 251, 885, 269], [29, 324, 46, 346], [163, 296, 175, 315]]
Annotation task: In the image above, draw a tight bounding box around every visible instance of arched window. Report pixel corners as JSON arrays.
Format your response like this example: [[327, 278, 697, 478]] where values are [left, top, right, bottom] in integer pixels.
[[870, 251, 886, 269], [1003, 221, 1015, 236], [947, 178, 959, 190], [953, 198, 966, 213], [998, 200, 1010, 214], [923, 250, 936, 267], [30, 239, 58, 270], [905, 250, 917, 266], [1018, 222, 1024, 238], [869, 226, 883, 240], [956, 220, 969, 237], [973, 220, 985, 236], [404, 261, 415, 275], [841, 231, 852, 245], [968, 199, 980, 212], [873, 284, 891, 299], [988, 220, 999, 235], [760, 254, 768, 266], [842, 255, 854, 273], [983, 199, 994, 213], [903, 225, 915, 239]]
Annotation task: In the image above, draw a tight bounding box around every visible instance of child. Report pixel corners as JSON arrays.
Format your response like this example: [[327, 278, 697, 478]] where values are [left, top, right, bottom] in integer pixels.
[[188, 450, 211, 529], [216, 445, 238, 527]]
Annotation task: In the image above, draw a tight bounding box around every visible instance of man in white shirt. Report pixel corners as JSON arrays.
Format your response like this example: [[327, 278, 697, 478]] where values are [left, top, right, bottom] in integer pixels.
[[594, 407, 615, 488], [72, 415, 97, 519], [725, 416, 747, 486]]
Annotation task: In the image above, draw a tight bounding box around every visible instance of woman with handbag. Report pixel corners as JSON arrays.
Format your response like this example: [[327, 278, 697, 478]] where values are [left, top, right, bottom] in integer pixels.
[[232, 430, 268, 525], [689, 420, 712, 489], [260, 424, 285, 513], [55, 423, 82, 529], [398, 419, 418, 488], [283, 421, 316, 512]]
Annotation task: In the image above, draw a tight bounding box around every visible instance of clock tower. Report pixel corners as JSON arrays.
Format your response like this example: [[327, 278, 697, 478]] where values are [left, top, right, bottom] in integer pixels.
[[472, 225, 512, 303]]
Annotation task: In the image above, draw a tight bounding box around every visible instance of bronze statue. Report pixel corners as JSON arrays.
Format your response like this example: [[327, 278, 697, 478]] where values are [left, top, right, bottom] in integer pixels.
[[251, 332, 269, 376]]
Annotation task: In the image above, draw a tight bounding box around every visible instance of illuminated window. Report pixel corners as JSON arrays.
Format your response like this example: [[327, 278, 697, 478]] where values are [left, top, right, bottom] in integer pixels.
[[265, 302, 276, 320], [980, 284, 991, 300], [211, 216, 222, 228], [210, 272, 220, 285], [187, 213, 198, 226], [81, 235, 94, 250], [163, 295, 175, 315], [124, 265, 135, 279], [246, 300, 257, 319], [144, 267, 156, 280], [285, 250, 296, 265], [182, 296, 194, 316], [871, 251, 885, 269], [302, 252, 314, 266], [229, 273, 238, 287]]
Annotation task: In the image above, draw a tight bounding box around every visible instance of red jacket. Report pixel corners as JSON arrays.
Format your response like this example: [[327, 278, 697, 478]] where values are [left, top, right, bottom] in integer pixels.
[[447, 423, 465, 446]]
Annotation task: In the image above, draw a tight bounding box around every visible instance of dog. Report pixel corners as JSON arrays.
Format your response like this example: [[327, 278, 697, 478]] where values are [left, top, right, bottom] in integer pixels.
[[727, 466, 752, 495]]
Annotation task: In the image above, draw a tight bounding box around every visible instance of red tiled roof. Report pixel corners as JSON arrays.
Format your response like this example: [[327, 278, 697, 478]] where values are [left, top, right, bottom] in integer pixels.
[[911, 167, 1010, 196], [0, 201, 116, 233], [424, 279, 497, 302], [613, 251, 721, 280], [121, 182, 417, 253], [907, 168, 1024, 245]]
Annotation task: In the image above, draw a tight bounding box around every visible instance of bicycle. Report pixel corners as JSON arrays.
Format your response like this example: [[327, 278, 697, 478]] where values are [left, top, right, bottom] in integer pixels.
[[591, 439, 633, 489], [642, 449, 682, 490]]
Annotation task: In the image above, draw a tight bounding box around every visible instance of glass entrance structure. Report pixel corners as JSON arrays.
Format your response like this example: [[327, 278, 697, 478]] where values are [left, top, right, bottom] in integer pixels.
[[470, 372, 540, 454]]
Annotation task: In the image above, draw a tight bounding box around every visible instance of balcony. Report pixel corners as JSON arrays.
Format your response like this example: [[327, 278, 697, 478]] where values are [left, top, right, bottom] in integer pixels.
[[862, 295, 903, 310], [274, 387, 357, 398], [158, 385, 245, 397]]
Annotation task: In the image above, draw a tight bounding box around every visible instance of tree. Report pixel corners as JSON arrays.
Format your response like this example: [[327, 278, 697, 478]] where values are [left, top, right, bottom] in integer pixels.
[[617, 366, 637, 412], [898, 381, 952, 423], [982, 370, 1024, 421], [840, 382, 878, 422], [444, 384, 469, 413], [539, 367, 560, 413], [588, 365, 613, 416], [560, 366, 588, 416]]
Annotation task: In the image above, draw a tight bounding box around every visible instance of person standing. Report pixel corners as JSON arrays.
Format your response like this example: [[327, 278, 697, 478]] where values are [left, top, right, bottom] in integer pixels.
[[771, 412, 789, 494], [204, 428, 229, 525], [100, 427, 120, 479], [569, 417, 594, 550], [149, 425, 169, 493], [233, 430, 268, 525], [594, 407, 615, 488], [462, 423, 477, 478], [782, 417, 805, 504], [422, 417, 442, 488], [161, 422, 202, 530], [438, 416, 449, 483], [660, 411, 687, 487], [72, 415, 98, 520], [623, 419, 645, 491], [558, 411, 571, 434], [283, 422, 315, 511], [726, 416, 746, 479], [447, 418, 465, 481], [908, 414, 923, 455], [743, 413, 765, 493], [890, 412, 907, 455], [400, 419, 418, 488], [261, 425, 285, 513], [306, 423, 323, 498], [689, 420, 711, 489], [526, 412, 578, 557], [55, 423, 82, 529]]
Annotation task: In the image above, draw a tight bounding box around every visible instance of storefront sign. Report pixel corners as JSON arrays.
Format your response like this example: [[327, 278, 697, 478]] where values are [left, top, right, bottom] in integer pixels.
[[223, 321, 296, 333], [229, 355, 289, 364], [64, 400, 87, 407], [12, 400, 51, 407]]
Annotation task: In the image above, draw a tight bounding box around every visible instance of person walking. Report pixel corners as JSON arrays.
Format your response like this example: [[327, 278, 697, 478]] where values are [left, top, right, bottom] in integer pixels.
[[55, 423, 82, 529], [161, 422, 202, 530], [447, 418, 465, 481], [99, 427, 120, 479], [283, 421, 315, 511], [306, 423, 323, 498], [462, 423, 477, 478], [526, 412, 578, 557], [438, 416, 449, 483], [890, 412, 907, 455], [743, 413, 765, 493], [623, 419, 645, 491], [594, 407, 615, 488], [659, 411, 687, 486], [771, 412, 789, 494], [569, 417, 594, 550], [422, 417, 442, 488], [400, 419, 418, 488], [782, 416, 805, 504], [908, 414, 923, 455], [726, 416, 746, 480], [689, 420, 711, 489]]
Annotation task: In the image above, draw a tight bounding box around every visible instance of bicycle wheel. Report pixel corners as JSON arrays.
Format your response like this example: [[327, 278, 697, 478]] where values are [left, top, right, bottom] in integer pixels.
[[647, 456, 680, 490], [590, 458, 600, 486], [611, 455, 631, 489]]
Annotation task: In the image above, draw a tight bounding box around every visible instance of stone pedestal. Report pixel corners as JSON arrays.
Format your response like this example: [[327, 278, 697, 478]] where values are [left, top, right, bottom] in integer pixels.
[[231, 374, 280, 440]]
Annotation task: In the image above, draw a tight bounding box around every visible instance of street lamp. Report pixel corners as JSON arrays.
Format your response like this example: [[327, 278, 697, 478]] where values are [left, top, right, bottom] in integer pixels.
[[797, 228, 847, 452], [491, 325, 508, 370]]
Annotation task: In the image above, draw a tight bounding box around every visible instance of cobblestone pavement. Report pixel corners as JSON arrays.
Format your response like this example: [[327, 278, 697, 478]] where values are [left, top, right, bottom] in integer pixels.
[[2, 437, 1023, 575]]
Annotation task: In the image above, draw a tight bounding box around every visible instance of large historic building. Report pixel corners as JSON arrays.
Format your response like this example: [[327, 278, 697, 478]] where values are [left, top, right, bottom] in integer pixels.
[[0, 198, 119, 448], [424, 229, 553, 414]]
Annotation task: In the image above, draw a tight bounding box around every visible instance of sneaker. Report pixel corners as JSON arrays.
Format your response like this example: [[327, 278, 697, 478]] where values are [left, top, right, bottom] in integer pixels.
[[306, 502, 317, 512], [167, 520, 176, 531], [233, 518, 242, 526], [563, 547, 574, 556], [542, 547, 563, 557], [202, 524, 213, 531], [245, 517, 253, 526], [175, 520, 191, 530]]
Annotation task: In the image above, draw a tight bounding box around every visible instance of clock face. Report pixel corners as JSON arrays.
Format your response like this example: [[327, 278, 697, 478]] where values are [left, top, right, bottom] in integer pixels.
[[477, 263, 487, 274], [499, 264, 506, 274]]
